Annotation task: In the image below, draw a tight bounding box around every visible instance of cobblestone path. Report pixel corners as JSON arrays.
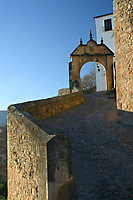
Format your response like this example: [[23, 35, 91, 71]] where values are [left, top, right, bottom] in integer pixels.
[[39, 91, 133, 200]]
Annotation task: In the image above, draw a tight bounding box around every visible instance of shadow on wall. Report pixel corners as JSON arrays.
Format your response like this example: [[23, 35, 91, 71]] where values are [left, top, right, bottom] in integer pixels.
[[117, 109, 133, 126]]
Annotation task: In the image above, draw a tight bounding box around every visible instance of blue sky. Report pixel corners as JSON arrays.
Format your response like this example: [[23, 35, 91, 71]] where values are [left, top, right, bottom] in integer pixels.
[[0, 0, 113, 110]]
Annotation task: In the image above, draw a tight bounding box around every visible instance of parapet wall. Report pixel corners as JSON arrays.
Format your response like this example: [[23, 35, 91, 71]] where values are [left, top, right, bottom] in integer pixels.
[[113, 0, 133, 125], [7, 91, 84, 200], [7, 105, 50, 199], [18, 91, 84, 121]]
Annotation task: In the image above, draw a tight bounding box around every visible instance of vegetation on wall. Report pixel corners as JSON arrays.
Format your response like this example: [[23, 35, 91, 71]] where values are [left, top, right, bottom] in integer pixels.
[[0, 125, 7, 199]]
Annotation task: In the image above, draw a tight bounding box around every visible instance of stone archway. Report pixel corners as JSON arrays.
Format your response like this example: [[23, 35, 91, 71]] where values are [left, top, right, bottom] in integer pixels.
[[69, 31, 114, 92]]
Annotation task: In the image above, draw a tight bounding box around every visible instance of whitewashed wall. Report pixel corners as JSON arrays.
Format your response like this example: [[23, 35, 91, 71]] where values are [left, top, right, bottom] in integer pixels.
[[94, 63, 106, 92], [95, 14, 115, 53], [94, 13, 115, 91]]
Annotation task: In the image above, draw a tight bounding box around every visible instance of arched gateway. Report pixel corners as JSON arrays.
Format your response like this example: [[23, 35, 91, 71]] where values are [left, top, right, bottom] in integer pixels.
[[69, 31, 114, 92]]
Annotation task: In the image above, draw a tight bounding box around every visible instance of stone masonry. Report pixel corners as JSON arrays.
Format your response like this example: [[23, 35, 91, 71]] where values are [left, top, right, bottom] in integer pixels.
[[69, 31, 114, 92], [7, 91, 84, 200], [113, 0, 133, 125]]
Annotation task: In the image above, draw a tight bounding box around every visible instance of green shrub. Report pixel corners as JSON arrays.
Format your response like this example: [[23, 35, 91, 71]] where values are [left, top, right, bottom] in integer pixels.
[[0, 195, 6, 200], [0, 181, 7, 199], [0, 184, 4, 196]]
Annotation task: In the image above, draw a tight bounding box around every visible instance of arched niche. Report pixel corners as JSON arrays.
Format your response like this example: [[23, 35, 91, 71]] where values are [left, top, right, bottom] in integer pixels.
[[69, 31, 114, 92]]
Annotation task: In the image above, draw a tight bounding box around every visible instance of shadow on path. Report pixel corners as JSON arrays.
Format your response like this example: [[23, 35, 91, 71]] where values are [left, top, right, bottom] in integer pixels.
[[39, 91, 133, 200]]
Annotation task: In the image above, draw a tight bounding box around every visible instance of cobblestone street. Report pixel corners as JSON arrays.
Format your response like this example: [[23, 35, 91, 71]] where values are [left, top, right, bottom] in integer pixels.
[[40, 91, 133, 200]]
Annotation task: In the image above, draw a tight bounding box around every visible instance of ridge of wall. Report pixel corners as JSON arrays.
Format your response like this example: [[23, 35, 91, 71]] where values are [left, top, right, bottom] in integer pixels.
[[17, 91, 84, 121]]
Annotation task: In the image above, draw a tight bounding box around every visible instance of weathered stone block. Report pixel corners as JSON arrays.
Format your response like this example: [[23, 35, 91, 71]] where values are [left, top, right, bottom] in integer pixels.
[[47, 135, 73, 200], [58, 88, 70, 96]]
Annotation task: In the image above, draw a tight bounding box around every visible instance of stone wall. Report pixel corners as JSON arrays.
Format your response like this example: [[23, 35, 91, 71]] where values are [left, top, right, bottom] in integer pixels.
[[113, 0, 133, 125], [7, 91, 84, 199], [7, 105, 50, 199], [47, 135, 73, 200], [18, 91, 84, 121]]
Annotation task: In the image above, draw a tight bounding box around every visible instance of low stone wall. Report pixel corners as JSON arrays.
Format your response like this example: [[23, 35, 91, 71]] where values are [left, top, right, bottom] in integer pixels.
[[7, 91, 84, 199], [7, 105, 50, 199], [17, 91, 84, 121]]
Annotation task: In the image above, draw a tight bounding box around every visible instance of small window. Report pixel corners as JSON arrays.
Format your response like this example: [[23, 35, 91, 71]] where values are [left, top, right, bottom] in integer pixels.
[[104, 19, 112, 31]]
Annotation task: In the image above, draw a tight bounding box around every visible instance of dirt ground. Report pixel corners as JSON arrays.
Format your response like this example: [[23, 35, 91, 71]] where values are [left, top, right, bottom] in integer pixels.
[[39, 90, 133, 200]]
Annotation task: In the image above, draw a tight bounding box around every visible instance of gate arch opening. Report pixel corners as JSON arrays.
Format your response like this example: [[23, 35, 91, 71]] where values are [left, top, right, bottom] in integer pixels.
[[80, 61, 107, 92], [69, 31, 114, 92], [80, 62, 96, 91], [80, 62, 95, 79]]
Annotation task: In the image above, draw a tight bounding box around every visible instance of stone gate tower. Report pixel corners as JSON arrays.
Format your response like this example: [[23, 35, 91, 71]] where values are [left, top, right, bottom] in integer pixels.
[[69, 31, 114, 92]]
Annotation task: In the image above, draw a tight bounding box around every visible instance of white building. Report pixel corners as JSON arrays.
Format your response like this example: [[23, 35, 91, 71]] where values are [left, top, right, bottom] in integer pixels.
[[94, 13, 115, 91]]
